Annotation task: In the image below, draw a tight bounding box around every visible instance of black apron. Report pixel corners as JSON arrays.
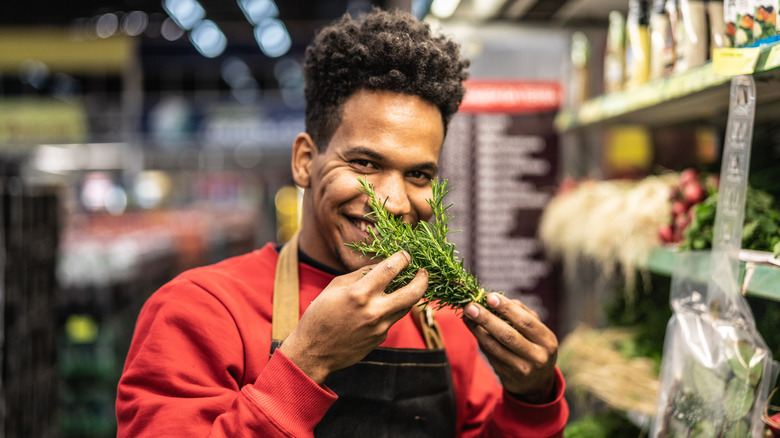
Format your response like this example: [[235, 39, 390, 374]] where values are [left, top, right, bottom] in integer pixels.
[[270, 232, 457, 437]]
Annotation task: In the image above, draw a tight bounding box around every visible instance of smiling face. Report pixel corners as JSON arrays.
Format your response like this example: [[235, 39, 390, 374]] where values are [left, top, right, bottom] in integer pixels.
[[292, 89, 445, 273]]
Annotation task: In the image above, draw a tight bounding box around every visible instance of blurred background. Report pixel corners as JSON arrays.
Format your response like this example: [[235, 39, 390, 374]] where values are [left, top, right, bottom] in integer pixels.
[[2, 0, 780, 436]]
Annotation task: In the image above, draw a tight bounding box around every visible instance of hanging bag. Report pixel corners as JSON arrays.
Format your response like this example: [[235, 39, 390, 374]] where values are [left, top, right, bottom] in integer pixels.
[[651, 76, 779, 437]]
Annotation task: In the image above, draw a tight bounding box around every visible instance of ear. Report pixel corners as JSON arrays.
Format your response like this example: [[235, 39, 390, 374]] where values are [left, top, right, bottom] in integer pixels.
[[291, 132, 317, 188]]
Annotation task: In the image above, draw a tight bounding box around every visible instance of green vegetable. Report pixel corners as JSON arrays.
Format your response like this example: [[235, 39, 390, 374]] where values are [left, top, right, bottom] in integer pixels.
[[347, 177, 493, 312], [680, 186, 780, 253], [724, 377, 755, 422], [728, 340, 764, 386]]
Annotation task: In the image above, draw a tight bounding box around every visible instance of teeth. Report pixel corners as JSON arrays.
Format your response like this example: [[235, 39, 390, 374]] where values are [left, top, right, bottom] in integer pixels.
[[356, 220, 373, 233]]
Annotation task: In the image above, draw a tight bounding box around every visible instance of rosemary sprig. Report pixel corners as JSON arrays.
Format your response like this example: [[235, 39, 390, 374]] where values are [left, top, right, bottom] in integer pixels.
[[346, 176, 497, 312]]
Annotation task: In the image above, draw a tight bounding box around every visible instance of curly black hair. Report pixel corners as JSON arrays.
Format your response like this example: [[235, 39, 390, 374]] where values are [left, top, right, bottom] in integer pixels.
[[303, 7, 470, 150]]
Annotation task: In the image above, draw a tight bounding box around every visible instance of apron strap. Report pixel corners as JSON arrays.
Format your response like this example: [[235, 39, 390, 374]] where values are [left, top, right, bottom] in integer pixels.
[[412, 304, 445, 350], [270, 230, 444, 349], [271, 231, 300, 341]]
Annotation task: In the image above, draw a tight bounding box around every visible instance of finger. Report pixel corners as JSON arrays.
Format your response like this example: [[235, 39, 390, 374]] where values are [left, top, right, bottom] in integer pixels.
[[464, 320, 522, 368], [482, 294, 555, 347], [359, 250, 411, 290], [464, 302, 533, 355], [385, 269, 428, 318], [513, 299, 540, 321], [464, 313, 552, 376]]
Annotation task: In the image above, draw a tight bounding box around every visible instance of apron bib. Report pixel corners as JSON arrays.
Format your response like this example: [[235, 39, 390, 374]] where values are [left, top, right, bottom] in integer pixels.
[[270, 232, 457, 437]]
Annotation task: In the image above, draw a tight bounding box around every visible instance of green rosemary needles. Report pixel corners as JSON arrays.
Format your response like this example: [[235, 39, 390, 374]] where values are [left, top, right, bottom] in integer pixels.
[[346, 177, 493, 312]]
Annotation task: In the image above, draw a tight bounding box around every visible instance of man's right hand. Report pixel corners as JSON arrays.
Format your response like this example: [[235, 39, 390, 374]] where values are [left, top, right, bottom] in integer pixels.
[[278, 250, 428, 384]]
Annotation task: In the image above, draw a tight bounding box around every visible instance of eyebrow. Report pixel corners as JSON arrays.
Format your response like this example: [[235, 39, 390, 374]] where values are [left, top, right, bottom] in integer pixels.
[[344, 146, 439, 174]]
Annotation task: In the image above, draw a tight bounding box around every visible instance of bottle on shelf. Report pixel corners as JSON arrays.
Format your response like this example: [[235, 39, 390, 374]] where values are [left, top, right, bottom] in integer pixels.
[[604, 10, 627, 93], [569, 31, 591, 108], [650, 0, 678, 78], [625, 0, 651, 88], [707, 0, 730, 54], [677, 0, 709, 72]]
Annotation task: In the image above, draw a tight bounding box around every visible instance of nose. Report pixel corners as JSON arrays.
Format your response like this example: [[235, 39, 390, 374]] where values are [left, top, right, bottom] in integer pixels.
[[372, 173, 412, 219]]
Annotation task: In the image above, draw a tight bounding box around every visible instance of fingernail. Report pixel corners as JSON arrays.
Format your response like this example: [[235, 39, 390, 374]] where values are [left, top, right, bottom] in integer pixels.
[[420, 268, 429, 278], [400, 250, 411, 262], [465, 304, 479, 319], [487, 293, 501, 308]]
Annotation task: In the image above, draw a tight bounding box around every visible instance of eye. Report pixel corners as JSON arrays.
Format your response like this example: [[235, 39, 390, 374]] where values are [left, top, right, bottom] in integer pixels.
[[350, 159, 377, 171], [408, 170, 433, 183]]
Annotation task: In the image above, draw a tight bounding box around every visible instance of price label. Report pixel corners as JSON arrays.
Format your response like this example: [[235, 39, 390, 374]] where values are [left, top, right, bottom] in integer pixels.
[[712, 48, 761, 76], [764, 44, 780, 71]]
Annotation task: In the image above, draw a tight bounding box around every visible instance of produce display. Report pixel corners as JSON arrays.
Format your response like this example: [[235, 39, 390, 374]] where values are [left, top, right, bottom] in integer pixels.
[[558, 324, 659, 416], [347, 177, 493, 312], [657, 168, 712, 245], [540, 169, 780, 286], [658, 168, 780, 257], [539, 174, 677, 288]]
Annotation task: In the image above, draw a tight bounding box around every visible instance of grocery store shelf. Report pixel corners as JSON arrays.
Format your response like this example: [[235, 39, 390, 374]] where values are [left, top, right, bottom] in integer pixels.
[[555, 42, 780, 132], [646, 247, 780, 302]]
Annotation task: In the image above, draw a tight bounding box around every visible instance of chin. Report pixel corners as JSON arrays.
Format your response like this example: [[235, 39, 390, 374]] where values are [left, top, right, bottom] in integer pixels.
[[341, 249, 379, 272]]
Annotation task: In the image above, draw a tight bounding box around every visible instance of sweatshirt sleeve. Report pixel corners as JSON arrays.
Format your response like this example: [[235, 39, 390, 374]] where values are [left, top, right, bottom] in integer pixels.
[[482, 368, 568, 438], [116, 279, 337, 437], [440, 310, 568, 438]]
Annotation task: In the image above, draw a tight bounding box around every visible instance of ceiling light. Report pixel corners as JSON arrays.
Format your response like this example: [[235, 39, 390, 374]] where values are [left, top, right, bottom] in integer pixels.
[[254, 18, 291, 58], [430, 0, 460, 19], [190, 20, 227, 58], [122, 11, 149, 36], [161, 17, 185, 41], [162, 0, 206, 30], [96, 13, 119, 38], [221, 57, 253, 88], [237, 0, 278, 25]]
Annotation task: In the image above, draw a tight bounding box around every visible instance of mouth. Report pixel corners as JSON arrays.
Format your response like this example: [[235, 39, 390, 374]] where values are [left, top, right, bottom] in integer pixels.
[[348, 216, 375, 236]]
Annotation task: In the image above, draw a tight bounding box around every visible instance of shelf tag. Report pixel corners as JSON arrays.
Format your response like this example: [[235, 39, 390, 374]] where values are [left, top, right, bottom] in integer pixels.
[[712, 48, 761, 76], [765, 44, 780, 71]]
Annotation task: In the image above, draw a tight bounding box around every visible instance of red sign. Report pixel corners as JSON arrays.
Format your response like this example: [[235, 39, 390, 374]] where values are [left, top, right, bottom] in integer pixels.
[[460, 80, 561, 113]]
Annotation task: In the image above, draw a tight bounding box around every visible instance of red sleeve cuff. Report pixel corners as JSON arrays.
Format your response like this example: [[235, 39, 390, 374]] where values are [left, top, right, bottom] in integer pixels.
[[243, 349, 337, 435], [495, 367, 569, 437]]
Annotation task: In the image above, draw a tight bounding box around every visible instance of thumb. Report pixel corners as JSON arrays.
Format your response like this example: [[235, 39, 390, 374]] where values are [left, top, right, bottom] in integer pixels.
[[385, 268, 429, 313]]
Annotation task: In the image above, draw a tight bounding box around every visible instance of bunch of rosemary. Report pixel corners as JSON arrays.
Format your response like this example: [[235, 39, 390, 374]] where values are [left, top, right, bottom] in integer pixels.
[[347, 177, 495, 312]]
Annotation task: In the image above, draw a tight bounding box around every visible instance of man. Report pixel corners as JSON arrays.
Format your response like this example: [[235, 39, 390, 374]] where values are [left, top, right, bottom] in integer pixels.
[[117, 8, 568, 437]]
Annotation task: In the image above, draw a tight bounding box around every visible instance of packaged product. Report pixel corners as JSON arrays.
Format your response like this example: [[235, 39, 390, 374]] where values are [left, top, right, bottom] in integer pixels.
[[650, 252, 780, 437], [677, 0, 708, 72], [668, 0, 688, 73], [625, 0, 651, 88], [727, 0, 756, 47], [650, 0, 677, 78], [604, 10, 627, 93], [754, 0, 778, 44], [708, 0, 730, 52]]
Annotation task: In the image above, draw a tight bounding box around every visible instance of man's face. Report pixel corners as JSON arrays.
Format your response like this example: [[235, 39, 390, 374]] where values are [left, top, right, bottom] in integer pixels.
[[295, 89, 445, 273]]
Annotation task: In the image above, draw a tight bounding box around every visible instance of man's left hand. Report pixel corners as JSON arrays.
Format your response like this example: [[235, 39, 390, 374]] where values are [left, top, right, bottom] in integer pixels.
[[463, 293, 558, 404]]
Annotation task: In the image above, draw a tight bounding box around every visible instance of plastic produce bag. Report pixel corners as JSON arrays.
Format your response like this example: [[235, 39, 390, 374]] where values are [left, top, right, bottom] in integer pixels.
[[651, 251, 779, 437]]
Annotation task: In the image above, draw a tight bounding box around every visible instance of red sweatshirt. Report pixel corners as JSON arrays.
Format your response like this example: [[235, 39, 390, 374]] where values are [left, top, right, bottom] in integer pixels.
[[116, 243, 568, 437]]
